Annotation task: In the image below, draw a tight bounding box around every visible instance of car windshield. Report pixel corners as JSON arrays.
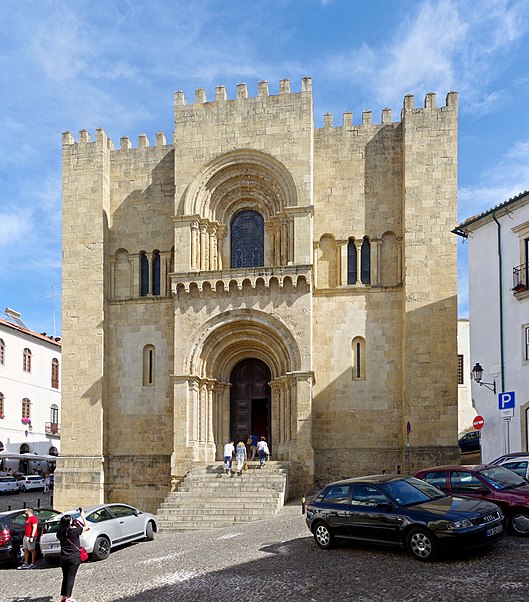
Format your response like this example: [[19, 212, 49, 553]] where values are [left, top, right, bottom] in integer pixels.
[[379, 477, 446, 507], [478, 466, 527, 490]]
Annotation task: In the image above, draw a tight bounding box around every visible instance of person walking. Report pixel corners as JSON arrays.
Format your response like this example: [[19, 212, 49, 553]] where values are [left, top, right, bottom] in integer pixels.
[[57, 510, 89, 602], [249, 433, 258, 460], [235, 441, 247, 476], [17, 507, 38, 569], [257, 436, 270, 469], [43, 473, 50, 493], [223, 440, 235, 476]]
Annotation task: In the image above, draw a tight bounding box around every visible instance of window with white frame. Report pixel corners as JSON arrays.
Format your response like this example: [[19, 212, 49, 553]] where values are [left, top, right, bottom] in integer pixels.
[[0, 338, 4, 365], [23, 348, 32, 372], [525, 326, 529, 361], [458, 354, 464, 384]]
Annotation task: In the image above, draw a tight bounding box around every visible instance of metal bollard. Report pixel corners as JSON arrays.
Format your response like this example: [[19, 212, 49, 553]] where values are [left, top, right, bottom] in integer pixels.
[[23, 501, 27, 509], [37, 498, 41, 508], [301, 494, 306, 514], [396, 465, 401, 474]]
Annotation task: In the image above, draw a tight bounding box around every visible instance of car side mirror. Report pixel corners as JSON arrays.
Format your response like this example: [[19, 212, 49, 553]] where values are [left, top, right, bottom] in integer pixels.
[[376, 502, 392, 511]]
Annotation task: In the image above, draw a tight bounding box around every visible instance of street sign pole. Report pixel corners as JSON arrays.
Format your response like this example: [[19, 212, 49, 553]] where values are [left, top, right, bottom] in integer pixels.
[[498, 392, 515, 455]]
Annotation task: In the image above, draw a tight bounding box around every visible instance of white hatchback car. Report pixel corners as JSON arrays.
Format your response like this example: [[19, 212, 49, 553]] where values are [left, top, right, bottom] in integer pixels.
[[0, 477, 19, 494], [17, 475, 45, 491], [40, 503, 158, 561]]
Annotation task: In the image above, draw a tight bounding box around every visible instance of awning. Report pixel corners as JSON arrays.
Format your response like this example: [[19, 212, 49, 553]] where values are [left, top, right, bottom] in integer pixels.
[[0, 451, 59, 461]]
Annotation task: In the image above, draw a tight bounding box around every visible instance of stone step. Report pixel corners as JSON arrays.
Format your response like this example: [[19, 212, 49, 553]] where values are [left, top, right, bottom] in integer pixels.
[[158, 502, 279, 512], [164, 490, 281, 498], [158, 508, 277, 518]]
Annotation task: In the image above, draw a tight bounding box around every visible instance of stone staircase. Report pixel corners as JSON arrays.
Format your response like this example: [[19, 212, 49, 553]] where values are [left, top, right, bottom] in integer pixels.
[[157, 461, 289, 530]]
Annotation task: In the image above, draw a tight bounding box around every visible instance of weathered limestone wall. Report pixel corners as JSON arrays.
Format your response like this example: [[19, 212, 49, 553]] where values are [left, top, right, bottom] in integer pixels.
[[401, 93, 459, 459], [57, 129, 111, 510]]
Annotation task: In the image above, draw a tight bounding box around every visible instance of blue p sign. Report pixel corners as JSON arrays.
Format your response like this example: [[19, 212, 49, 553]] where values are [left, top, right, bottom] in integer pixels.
[[498, 391, 515, 410]]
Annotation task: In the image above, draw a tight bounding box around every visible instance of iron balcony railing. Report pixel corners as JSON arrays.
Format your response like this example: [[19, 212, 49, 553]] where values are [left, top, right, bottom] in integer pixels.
[[513, 263, 528, 294], [45, 422, 61, 437]]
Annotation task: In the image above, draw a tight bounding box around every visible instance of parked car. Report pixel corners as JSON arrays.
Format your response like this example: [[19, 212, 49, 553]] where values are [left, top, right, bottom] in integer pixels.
[[458, 431, 481, 453], [306, 475, 504, 561], [0, 477, 19, 495], [490, 453, 529, 480], [16, 476, 45, 492], [0, 507, 60, 567], [415, 464, 529, 536], [40, 503, 158, 562]]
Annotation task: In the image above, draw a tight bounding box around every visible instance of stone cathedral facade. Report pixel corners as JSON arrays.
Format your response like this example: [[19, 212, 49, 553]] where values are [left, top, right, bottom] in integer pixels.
[[57, 78, 459, 513]]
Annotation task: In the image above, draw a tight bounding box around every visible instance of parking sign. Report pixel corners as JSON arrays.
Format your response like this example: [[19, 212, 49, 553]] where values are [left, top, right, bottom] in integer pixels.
[[498, 391, 515, 410]]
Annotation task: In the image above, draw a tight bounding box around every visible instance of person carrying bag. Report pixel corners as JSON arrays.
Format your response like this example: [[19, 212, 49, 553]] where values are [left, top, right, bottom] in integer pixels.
[[57, 509, 90, 602]]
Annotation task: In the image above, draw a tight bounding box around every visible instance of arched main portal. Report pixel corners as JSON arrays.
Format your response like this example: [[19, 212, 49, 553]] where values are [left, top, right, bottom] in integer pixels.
[[230, 358, 271, 447]]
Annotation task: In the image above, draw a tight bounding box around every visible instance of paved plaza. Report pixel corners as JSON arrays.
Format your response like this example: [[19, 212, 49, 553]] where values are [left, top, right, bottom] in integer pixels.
[[1, 494, 529, 602]]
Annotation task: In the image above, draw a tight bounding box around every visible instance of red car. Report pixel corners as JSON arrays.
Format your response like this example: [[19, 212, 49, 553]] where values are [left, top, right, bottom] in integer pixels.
[[415, 465, 529, 536]]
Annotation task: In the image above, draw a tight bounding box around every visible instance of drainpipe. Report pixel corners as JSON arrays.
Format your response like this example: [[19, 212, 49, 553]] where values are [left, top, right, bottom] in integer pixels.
[[492, 211, 505, 392]]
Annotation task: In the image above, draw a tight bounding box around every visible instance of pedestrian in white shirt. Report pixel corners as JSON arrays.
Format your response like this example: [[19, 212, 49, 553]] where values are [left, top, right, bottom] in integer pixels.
[[223, 441, 235, 476], [257, 437, 270, 469]]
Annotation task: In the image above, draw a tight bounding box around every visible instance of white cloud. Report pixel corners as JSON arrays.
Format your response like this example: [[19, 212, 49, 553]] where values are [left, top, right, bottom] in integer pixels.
[[0, 211, 32, 250], [459, 138, 529, 218]]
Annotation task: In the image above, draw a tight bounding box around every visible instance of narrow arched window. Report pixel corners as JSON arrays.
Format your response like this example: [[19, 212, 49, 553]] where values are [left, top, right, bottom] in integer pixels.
[[20, 443, 30, 454], [0, 392, 4, 418], [230, 210, 264, 268], [51, 358, 59, 389], [23, 348, 32, 373], [22, 398, 31, 420], [0, 338, 4, 365], [352, 337, 366, 380], [50, 404, 59, 424], [361, 238, 371, 284], [49, 446, 58, 456], [0, 441, 4, 451], [152, 250, 161, 296], [347, 239, 357, 284], [143, 344, 155, 385], [140, 252, 149, 296]]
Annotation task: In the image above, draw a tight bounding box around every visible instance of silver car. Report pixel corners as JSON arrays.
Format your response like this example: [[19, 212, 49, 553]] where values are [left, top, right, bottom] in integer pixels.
[[40, 503, 158, 561], [0, 477, 19, 494], [490, 453, 529, 480]]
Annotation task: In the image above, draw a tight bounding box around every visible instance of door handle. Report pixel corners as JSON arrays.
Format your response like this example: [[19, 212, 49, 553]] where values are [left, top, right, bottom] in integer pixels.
[[119, 520, 124, 524]]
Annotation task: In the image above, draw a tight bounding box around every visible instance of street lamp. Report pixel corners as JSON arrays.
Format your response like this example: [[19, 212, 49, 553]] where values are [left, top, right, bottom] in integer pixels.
[[471, 363, 496, 394]]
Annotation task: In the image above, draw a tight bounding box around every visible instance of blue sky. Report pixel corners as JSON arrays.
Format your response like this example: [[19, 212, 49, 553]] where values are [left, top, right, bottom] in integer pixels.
[[2, 0, 529, 335]]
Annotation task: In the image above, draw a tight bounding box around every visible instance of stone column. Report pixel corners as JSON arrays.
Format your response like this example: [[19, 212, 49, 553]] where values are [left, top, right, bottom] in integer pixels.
[[217, 226, 226, 271], [130, 253, 140, 297], [206, 381, 216, 460], [190, 221, 199, 270], [200, 224, 208, 271], [269, 381, 281, 454], [355, 240, 362, 285], [339, 240, 348, 286], [208, 225, 216, 271], [280, 218, 288, 265], [397, 237, 403, 284], [371, 239, 379, 286]]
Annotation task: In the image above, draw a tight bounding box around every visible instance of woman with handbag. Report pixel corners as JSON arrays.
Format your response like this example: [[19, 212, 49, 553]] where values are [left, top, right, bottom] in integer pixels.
[[57, 509, 89, 602]]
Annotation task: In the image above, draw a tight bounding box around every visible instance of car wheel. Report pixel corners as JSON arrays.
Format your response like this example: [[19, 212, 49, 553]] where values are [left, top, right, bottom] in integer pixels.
[[313, 521, 335, 549], [145, 521, 155, 541], [92, 536, 111, 560], [509, 511, 529, 536], [406, 527, 439, 561], [19, 486, 26, 492]]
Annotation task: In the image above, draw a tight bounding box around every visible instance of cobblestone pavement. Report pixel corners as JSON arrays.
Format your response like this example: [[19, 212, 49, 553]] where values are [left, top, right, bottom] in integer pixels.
[[1, 496, 528, 602]]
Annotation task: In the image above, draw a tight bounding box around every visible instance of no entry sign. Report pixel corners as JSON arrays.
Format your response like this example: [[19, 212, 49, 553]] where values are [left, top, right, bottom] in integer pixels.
[[473, 415, 485, 430]]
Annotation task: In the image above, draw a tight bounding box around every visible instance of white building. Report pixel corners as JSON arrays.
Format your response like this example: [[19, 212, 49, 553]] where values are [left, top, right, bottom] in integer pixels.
[[457, 318, 476, 436], [0, 308, 61, 474], [455, 191, 529, 461]]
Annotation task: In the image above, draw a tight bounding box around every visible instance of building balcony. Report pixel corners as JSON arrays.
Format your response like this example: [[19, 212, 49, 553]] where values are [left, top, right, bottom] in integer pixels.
[[171, 264, 313, 296], [513, 263, 529, 296], [45, 422, 61, 437]]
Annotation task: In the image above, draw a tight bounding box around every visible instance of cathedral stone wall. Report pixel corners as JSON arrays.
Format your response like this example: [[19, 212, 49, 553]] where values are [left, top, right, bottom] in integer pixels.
[[56, 79, 459, 513]]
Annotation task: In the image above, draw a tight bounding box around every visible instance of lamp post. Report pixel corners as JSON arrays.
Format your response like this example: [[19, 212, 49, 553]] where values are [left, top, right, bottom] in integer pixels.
[[471, 363, 496, 394]]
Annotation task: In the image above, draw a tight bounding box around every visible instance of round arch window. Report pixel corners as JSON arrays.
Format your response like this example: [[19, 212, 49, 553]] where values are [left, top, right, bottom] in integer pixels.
[[230, 210, 264, 268], [20, 443, 30, 454], [49, 446, 58, 456]]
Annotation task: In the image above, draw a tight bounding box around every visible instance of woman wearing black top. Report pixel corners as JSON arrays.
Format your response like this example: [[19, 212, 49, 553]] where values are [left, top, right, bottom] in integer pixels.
[[56, 510, 89, 602]]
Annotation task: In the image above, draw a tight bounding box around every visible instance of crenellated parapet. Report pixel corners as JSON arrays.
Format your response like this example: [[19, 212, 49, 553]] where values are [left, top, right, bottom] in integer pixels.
[[317, 91, 457, 131], [62, 129, 170, 151], [174, 77, 313, 110]]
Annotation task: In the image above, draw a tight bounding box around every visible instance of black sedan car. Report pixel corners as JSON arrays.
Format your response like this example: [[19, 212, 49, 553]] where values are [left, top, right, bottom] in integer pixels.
[[306, 475, 504, 561], [0, 507, 59, 567]]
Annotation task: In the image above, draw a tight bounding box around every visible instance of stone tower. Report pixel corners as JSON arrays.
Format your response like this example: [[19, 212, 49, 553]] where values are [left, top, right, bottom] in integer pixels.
[[56, 78, 458, 512]]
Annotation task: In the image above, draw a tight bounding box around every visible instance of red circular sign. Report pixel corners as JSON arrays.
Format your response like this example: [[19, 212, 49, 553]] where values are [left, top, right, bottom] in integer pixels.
[[473, 415, 485, 430]]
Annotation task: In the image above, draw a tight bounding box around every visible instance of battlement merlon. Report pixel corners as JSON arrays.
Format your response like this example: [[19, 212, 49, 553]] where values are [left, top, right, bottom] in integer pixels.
[[173, 76, 313, 110]]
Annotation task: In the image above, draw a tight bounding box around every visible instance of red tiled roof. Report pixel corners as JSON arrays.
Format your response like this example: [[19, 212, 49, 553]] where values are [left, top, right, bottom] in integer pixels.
[[0, 317, 61, 347]]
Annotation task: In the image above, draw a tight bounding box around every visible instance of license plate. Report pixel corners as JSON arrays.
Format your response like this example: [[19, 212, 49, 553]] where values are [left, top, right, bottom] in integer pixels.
[[486, 524, 502, 537]]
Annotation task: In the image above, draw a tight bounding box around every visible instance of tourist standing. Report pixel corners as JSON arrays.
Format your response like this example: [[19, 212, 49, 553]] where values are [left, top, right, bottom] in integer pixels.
[[223, 440, 235, 476], [57, 510, 89, 602], [235, 441, 247, 475], [17, 507, 38, 569]]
